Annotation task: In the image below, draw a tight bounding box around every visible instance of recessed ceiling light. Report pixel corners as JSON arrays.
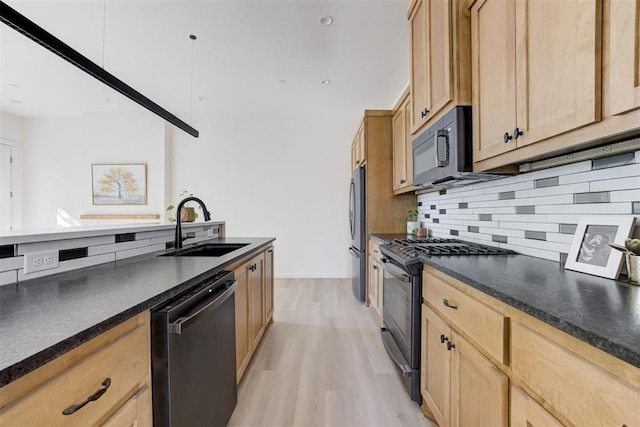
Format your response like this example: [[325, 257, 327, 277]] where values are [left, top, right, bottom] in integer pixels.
[[105, 98, 111, 103], [321, 79, 331, 85], [9, 99, 23, 104], [8, 83, 19, 88], [319, 16, 334, 26], [198, 96, 207, 102], [279, 80, 287, 85]]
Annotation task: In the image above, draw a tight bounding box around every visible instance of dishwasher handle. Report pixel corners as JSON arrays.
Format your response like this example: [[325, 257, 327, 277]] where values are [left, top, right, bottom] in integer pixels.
[[169, 280, 238, 335]]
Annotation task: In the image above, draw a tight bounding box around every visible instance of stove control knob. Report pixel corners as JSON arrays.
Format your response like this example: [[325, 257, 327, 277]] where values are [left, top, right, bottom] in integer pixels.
[[410, 251, 418, 258]]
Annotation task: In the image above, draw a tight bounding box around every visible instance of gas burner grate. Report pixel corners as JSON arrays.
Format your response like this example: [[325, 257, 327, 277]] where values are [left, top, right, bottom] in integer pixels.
[[393, 237, 463, 246], [413, 242, 514, 256]]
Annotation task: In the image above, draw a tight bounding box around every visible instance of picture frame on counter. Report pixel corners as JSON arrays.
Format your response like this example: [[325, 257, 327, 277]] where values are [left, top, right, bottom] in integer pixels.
[[92, 163, 147, 205], [564, 216, 636, 279]]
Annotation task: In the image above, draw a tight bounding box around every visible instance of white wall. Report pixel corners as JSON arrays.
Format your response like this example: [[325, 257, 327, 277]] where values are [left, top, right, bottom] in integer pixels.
[[0, 111, 24, 229], [21, 112, 166, 228], [170, 111, 358, 278]]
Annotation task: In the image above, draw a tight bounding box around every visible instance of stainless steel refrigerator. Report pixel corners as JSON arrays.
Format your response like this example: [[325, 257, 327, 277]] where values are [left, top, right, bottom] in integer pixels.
[[348, 166, 366, 302]]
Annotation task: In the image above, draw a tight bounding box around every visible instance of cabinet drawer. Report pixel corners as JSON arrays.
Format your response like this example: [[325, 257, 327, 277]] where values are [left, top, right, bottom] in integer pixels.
[[369, 239, 383, 263], [0, 325, 149, 426], [423, 272, 508, 364], [512, 322, 640, 427]]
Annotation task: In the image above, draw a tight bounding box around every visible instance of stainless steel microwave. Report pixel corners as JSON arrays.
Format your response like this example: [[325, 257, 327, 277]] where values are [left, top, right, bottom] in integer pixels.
[[413, 106, 502, 188]]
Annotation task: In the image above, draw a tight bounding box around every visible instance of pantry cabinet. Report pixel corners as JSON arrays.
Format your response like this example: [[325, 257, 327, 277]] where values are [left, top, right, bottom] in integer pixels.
[[0, 313, 151, 426], [233, 245, 274, 382], [408, 0, 471, 136], [472, 0, 601, 164]]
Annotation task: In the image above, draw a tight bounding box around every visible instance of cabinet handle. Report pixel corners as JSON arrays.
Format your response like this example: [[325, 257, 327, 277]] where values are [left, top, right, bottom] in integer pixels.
[[420, 108, 430, 118], [503, 132, 513, 143], [62, 378, 111, 415], [373, 265, 378, 270], [513, 127, 524, 139], [447, 341, 455, 351], [442, 298, 458, 310], [400, 179, 406, 184], [356, 160, 361, 164], [440, 334, 449, 343], [267, 249, 273, 253]]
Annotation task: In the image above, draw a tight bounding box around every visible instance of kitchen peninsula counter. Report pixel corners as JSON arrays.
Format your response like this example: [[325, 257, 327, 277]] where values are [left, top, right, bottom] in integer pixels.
[[0, 236, 275, 387]]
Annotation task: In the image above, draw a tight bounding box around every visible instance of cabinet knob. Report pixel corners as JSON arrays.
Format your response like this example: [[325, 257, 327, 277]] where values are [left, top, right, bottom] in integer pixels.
[[356, 160, 361, 164], [513, 127, 524, 139], [373, 265, 378, 270], [440, 334, 449, 343], [447, 341, 455, 351], [400, 179, 406, 184], [503, 132, 513, 143]]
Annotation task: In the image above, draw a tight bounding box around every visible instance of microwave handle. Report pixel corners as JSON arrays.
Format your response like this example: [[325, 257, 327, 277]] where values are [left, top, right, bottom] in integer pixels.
[[436, 130, 449, 167]]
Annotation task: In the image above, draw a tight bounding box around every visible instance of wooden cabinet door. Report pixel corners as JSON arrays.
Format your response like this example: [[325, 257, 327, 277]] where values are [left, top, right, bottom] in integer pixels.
[[451, 331, 508, 427], [368, 257, 379, 313], [510, 386, 563, 427], [411, 0, 454, 133], [376, 262, 384, 318], [606, 0, 640, 115], [427, 0, 453, 120], [264, 247, 274, 324], [403, 98, 414, 185], [472, 0, 517, 162], [410, 0, 429, 133], [421, 305, 451, 427], [514, 0, 601, 149], [103, 386, 152, 427], [234, 261, 250, 380], [249, 253, 265, 351], [392, 105, 407, 191]]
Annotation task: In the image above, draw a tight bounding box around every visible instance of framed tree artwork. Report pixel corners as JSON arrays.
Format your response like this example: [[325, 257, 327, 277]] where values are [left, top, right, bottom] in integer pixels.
[[564, 216, 636, 279], [92, 164, 147, 205]]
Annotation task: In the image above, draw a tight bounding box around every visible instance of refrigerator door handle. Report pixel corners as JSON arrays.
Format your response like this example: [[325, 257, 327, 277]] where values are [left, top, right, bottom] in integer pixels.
[[348, 247, 360, 258]]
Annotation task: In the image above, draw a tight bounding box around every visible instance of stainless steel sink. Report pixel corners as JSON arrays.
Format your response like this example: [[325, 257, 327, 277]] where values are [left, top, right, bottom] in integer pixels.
[[161, 243, 249, 257]]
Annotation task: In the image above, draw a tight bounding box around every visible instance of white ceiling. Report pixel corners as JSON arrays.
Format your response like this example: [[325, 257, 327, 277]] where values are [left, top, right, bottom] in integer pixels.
[[1, 0, 411, 120]]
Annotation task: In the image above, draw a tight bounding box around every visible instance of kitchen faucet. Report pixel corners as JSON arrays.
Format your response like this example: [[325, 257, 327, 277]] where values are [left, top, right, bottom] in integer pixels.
[[174, 197, 211, 249]]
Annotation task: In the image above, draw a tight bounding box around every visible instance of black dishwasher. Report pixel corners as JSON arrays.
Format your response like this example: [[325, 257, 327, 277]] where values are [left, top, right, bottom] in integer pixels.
[[151, 270, 237, 427]]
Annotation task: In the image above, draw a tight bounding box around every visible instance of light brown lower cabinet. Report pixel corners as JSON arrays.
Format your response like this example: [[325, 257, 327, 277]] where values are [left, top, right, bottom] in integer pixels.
[[421, 265, 640, 427], [0, 312, 151, 426], [421, 304, 508, 427], [233, 245, 275, 383], [510, 386, 562, 427]]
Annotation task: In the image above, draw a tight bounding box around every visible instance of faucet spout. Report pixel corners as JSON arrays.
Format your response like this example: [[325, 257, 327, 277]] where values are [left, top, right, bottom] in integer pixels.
[[174, 196, 211, 249]]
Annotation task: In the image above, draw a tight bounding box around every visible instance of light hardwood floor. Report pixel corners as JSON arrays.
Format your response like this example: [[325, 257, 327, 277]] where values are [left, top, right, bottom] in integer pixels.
[[228, 278, 436, 427]]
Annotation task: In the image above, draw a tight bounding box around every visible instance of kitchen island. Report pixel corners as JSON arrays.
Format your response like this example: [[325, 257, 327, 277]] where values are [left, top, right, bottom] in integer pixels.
[[0, 235, 275, 387]]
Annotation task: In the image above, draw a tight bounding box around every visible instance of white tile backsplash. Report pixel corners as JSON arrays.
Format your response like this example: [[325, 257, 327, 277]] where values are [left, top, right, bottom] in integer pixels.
[[418, 151, 640, 264]]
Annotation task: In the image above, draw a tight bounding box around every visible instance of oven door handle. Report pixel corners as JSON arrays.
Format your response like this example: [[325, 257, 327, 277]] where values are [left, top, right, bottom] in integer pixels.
[[381, 258, 411, 283]]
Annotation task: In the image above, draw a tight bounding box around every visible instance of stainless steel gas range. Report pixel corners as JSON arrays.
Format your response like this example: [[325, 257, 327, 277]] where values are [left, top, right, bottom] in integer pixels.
[[379, 237, 514, 404]]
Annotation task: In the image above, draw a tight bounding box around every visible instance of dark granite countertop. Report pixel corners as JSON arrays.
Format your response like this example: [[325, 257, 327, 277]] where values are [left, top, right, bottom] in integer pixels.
[[369, 233, 640, 369], [0, 237, 275, 387]]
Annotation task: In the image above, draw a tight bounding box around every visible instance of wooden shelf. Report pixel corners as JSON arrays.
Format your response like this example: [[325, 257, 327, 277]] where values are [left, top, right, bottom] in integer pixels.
[[80, 214, 160, 220]]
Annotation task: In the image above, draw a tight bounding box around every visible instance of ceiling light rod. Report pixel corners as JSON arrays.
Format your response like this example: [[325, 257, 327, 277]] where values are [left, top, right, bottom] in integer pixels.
[[0, 1, 199, 137]]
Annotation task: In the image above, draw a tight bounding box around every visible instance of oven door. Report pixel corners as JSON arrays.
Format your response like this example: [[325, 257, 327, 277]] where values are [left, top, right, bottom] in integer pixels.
[[380, 258, 422, 403]]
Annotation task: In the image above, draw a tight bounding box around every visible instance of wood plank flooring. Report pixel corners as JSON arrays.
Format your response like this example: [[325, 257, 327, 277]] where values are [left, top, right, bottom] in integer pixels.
[[228, 278, 436, 427]]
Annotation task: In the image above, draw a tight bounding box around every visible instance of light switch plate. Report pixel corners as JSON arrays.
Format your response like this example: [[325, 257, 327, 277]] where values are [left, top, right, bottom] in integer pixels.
[[24, 250, 59, 274]]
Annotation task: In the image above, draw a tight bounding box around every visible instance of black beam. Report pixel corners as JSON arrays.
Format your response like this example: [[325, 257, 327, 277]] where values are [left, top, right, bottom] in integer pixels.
[[0, 1, 199, 137]]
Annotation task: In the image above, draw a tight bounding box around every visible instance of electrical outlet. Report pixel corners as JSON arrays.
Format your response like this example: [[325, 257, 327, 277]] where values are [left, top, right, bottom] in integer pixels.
[[24, 250, 59, 274]]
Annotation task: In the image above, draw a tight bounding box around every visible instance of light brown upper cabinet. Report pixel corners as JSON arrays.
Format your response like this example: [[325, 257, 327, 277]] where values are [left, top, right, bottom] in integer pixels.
[[605, 0, 640, 116], [351, 123, 366, 171], [408, 0, 471, 136], [472, 0, 602, 165], [392, 88, 419, 194]]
